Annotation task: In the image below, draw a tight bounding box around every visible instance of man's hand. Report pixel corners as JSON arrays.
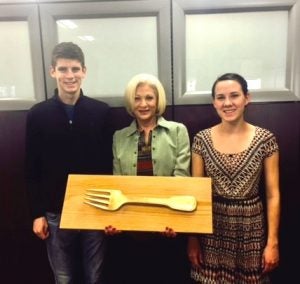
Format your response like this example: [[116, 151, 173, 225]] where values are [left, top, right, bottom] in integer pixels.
[[33, 217, 49, 240]]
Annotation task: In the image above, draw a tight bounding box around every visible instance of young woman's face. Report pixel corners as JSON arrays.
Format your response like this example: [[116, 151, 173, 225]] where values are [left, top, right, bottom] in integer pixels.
[[213, 80, 250, 122], [133, 83, 158, 124]]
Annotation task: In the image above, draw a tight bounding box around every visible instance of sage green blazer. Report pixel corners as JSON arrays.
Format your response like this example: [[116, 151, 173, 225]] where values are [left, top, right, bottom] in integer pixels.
[[113, 116, 191, 176]]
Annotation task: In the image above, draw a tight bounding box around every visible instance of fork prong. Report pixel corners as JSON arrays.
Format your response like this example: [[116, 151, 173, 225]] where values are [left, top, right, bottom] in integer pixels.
[[85, 192, 110, 200], [86, 189, 112, 195], [85, 196, 109, 205], [84, 200, 109, 210]]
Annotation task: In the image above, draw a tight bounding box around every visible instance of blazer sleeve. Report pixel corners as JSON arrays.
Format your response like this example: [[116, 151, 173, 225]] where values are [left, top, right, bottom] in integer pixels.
[[174, 124, 191, 177], [112, 131, 122, 175]]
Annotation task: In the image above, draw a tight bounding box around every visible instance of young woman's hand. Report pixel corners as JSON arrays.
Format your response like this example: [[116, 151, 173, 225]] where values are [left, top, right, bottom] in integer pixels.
[[188, 236, 203, 267]]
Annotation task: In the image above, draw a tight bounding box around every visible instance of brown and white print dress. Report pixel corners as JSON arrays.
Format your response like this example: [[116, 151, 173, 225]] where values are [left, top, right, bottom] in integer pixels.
[[191, 126, 279, 284]]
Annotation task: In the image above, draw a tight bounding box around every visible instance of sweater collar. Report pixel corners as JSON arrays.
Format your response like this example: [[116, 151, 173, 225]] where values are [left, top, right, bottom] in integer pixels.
[[53, 88, 84, 105]]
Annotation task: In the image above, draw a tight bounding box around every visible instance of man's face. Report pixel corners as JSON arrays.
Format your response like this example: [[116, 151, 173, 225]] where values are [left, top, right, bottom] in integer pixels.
[[50, 58, 86, 98]]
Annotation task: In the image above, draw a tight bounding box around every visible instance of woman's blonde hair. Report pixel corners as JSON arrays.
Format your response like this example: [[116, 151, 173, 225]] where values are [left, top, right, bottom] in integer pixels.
[[124, 73, 166, 117]]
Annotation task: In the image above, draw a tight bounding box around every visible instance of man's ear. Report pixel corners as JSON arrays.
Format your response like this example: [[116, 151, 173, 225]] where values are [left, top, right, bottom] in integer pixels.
[[49, 66, 56, 78]]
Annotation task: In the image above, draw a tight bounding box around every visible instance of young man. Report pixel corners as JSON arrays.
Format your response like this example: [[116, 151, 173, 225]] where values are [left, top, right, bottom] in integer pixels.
[[26, 42, 112, 283]]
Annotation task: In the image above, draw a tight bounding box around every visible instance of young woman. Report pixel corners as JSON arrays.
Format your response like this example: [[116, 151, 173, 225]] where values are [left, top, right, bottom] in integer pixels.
[[188, 73, 280, 283]]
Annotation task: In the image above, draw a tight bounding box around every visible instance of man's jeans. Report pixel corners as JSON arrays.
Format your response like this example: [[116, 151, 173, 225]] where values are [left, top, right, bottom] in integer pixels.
[[45, 212, 106, 284]]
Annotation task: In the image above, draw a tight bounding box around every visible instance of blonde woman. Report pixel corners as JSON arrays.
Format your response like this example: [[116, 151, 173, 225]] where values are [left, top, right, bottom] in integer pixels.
[[107, 73, 191, 284]]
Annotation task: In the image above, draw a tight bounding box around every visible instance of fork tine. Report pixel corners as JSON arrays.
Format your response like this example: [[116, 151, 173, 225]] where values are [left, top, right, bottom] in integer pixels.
[[85, 192, 110, 199], [84, 200, 109, 210], [84, 189, 122, 211], [85, 196, 109, 205], [86, 189, 111, 195]]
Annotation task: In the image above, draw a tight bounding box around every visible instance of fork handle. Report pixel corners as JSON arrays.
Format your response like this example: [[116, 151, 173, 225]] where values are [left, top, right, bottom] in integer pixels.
[[126, 197, 169, 207], [126, 196, 196, 212]]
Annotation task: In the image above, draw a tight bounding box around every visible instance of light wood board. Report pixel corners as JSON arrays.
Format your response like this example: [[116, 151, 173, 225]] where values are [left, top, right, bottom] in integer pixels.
[[60, 174, 212, 233]]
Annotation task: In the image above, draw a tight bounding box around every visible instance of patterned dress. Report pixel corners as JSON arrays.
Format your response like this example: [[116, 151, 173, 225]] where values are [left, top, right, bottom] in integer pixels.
[[191, 126, 279, 284]]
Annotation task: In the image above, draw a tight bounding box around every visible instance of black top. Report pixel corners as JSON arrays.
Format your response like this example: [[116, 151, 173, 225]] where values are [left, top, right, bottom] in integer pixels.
[[25, 89, 112, 219]]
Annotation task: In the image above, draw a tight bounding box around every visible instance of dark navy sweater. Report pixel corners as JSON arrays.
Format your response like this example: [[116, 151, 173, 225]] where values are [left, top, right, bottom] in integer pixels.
[[25, 89, 112, 219]]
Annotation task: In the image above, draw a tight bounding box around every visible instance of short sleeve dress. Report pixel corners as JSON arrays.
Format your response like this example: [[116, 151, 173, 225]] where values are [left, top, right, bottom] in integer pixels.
[[191, 126, 279, 284]]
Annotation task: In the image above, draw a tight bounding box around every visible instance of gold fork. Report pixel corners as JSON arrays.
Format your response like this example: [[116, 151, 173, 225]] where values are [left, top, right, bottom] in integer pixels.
[[84, 189, 197, 212]]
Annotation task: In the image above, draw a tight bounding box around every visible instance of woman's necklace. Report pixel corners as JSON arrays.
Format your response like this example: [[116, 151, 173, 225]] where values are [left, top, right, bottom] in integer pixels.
[[138, 130, 152, 153]]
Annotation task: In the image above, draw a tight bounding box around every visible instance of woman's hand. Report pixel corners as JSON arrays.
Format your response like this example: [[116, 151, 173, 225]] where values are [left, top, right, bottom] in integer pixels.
[[104, 225, 121, 236], [188, 236, 202, 267], [161, 226, 177, 238], [262, 243, 279, 273]]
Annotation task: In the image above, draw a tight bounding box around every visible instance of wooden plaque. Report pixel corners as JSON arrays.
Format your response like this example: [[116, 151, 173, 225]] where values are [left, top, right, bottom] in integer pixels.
[[60, 174, 212, 233]]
